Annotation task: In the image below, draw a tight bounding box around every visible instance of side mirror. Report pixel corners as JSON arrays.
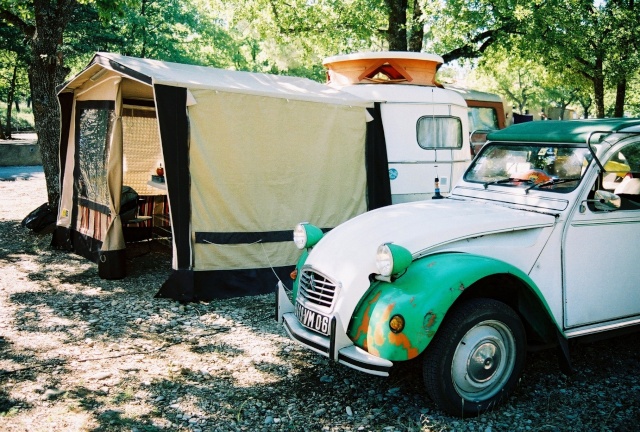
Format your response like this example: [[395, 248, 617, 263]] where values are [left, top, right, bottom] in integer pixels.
[[580, 190, 621, 213]]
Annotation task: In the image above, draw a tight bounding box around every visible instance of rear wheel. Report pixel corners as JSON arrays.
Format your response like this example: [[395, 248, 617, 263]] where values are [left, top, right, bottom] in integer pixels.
[[423, 298, 526, 416]]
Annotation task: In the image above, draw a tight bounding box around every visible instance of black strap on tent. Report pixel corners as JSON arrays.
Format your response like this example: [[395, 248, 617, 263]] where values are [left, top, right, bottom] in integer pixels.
[[58, 92, 74, 190], [365, 103, 392, 210], [51, 92, 76, 250], [154, 84, 191, 270]]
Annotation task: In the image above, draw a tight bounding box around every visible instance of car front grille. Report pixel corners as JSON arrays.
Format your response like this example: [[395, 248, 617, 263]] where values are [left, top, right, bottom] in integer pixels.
[[298, 268, 338, 310]]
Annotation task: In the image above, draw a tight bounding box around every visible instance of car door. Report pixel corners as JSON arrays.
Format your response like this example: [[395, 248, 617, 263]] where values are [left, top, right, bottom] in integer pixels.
[[563, 140, 640, 329]]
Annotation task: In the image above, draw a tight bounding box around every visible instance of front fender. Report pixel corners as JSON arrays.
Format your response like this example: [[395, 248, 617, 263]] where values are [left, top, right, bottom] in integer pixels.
[[291, 249, 309, 301], [347, 253, 558, 362]]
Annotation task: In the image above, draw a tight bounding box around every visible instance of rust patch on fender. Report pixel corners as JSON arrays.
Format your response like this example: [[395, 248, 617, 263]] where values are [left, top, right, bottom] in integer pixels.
[[373, 303, 395, 346], [372, 303, 419, 359], [423, 311, 438, 338], [353, 290, 381, 342], [388, 332, 419, 359]]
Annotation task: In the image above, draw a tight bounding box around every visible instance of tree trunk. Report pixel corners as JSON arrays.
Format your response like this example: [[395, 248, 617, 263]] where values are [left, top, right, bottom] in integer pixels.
[[407, 0, 423, 52], [140, 0, 148, 57], [29, 0, 75, 208], [386, 0, 408, 51], [614, 79, 626, 117], [0, 118, 6, 140], [593, 58, 606, 118], [5, 63, 18, 139]]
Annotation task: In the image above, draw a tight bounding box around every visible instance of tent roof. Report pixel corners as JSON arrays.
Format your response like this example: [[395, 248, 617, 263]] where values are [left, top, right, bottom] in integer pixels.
[[60, 52, 373, 107], [487, 118, 640, 144]]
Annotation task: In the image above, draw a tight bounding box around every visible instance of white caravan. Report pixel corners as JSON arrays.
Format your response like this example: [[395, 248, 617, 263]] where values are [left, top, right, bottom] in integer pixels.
[[323, 52, 472, 203]]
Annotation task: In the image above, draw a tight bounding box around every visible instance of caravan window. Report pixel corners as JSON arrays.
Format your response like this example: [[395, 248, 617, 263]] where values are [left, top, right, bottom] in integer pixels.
[[416, 116, 462, 149], [469, 107, 499, 132]]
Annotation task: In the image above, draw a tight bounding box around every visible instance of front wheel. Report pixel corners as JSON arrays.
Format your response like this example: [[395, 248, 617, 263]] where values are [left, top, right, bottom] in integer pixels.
[[423, 298, 526, 416]]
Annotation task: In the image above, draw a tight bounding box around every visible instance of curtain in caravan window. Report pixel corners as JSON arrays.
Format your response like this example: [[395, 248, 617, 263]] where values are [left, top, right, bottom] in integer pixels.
[[74, 101, 116, 214], [416, 116, 462, 149]]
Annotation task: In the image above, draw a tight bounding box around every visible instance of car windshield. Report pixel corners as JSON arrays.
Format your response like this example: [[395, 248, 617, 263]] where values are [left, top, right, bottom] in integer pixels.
[[464, 143, 592, 193]]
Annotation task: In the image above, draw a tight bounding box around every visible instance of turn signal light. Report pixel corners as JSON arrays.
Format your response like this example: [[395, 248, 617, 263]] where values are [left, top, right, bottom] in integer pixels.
[[290, 269, 298, 280], [389, 314, 405, 333]]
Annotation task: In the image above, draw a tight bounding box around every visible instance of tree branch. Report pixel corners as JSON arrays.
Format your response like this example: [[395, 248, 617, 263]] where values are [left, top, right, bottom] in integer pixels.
[[0, 8, 35, 37], [441, 27, 518, 63]]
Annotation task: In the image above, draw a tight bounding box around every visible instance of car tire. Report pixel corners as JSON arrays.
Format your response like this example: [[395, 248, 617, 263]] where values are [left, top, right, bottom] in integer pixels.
[[422, 298, 526, 417]]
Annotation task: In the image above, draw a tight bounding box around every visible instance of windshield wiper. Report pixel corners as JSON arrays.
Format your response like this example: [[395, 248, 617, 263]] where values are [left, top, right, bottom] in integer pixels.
[[483, 177, 530, 189], [525, 177, 581, 193]]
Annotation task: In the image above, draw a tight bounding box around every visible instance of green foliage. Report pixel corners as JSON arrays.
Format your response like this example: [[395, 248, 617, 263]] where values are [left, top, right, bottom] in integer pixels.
[[228, 0, 387, 78], [0, 106, 34, 131], [3, 0, 640, 121]]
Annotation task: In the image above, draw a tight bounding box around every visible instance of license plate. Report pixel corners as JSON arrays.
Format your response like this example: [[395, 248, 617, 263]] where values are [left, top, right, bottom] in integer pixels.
[[295, 301, 331, 335]]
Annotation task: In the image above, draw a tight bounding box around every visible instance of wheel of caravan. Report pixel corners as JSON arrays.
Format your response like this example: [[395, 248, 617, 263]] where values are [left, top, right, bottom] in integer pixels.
[[422, 298, 526, 417]]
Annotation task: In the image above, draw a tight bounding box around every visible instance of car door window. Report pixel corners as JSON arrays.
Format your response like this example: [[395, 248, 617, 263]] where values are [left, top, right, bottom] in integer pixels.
[[596, 141, 640, 211]]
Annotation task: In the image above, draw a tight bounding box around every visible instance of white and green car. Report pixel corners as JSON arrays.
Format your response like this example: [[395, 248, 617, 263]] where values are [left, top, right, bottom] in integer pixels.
[[276, 118, 640, 416]]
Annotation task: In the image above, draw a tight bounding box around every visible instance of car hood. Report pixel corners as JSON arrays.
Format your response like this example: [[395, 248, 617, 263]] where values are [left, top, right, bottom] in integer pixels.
[[304, 199, 556, 316]]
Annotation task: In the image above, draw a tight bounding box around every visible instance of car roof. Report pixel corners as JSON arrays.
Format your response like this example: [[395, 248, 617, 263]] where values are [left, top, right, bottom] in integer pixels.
[[487, 118, 640, 144]]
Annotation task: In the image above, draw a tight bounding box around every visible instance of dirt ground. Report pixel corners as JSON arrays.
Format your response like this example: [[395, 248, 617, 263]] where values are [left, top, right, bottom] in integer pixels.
[[1, 171, 640, 432]]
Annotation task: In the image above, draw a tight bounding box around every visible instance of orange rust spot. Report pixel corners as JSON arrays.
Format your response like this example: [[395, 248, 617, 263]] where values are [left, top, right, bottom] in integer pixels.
[[373, 322, 385, 346], [380, 303, 394, 321], [389, 332, 419, 359], [424, 311, 437, 329], [353, 291, 382, 341], [373, 303, 395, 346], [368, 344, 380, 356]]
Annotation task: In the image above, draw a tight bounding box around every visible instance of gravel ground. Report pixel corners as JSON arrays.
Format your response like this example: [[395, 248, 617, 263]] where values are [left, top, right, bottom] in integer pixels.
[[1, 170, 639, 431]]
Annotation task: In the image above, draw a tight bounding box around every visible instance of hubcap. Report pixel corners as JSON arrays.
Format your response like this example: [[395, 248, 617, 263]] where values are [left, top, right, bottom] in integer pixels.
[[451, 320, 516, 402]]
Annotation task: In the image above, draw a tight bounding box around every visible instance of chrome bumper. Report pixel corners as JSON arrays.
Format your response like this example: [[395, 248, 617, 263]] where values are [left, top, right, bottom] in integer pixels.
[[276, 281, 393, 377]]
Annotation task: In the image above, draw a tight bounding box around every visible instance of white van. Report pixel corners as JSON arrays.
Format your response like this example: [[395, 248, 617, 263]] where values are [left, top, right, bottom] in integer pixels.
[[324, 52, 473, 203]]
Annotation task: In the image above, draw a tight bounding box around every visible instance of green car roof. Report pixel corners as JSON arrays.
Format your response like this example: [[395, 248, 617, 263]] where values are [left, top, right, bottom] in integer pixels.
[[487, 118, 640, 144]]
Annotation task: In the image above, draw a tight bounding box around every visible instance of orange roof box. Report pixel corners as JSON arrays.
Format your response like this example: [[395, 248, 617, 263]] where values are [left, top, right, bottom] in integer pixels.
[[323, 51, 444, 87]]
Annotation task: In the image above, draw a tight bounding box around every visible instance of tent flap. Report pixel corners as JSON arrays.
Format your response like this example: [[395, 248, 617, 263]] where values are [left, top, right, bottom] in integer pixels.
[[188, 89, 367, 272], [154, 84, 191, 270]]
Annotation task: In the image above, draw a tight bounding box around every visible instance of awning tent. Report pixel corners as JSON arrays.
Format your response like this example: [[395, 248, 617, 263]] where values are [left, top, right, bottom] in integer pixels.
[[53, 53, 373, 300]]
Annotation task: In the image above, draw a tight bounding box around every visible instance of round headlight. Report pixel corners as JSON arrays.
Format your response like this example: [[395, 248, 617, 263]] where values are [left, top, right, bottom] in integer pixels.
[[293, 223, 308, 249], [375, 243, 412, 277], [376, 244, 394, 276], [293, 223, 324, 250]]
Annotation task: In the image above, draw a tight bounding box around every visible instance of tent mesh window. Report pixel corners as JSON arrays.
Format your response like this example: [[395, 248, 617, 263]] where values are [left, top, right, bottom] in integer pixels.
[[122, 106, 162, 196], [75, 103, 115, 213]]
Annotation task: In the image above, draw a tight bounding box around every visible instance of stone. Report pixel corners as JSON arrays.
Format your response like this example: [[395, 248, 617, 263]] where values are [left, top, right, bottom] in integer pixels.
[[42, 388, 64, 400], [93, 372, 112, 380]]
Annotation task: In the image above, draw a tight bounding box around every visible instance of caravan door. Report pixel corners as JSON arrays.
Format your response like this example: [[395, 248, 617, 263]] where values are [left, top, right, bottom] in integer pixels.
[[381, 102, 470, 203]]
